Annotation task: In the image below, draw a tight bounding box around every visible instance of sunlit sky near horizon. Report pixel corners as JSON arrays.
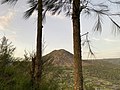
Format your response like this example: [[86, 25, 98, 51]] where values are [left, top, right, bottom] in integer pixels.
[[1, 0, 120, 59]]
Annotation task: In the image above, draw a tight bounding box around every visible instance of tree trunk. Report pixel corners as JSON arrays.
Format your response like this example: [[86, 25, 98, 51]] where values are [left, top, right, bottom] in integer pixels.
[[72, 0, 83, 90], [35, 0, 43, 88], [31, 57, 36, 89]]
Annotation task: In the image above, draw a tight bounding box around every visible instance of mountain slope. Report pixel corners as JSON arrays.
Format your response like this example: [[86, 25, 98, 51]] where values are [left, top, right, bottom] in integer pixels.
[[44, 49, 94, 67], [44, 49, 73, 67], [44, 49, 120, 67], [43, 49, 120, 89]]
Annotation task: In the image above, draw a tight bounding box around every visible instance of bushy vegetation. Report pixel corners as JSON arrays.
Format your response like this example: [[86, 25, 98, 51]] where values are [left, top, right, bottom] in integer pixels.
[[83, 61, 120, 84], [0, 36, 31, 90], [0, 36, 70, 90], [1, 36, 120, 90]]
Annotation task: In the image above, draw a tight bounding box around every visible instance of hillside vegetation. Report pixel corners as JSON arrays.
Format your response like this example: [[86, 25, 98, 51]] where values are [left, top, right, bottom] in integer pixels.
[[0, 39, 120, 90], [44, 49, 120, 90]]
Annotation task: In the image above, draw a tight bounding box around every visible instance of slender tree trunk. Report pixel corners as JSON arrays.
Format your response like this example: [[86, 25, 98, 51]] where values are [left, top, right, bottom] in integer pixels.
[[35, 0, 43, 88], [72, 0, 83, 90], [31, 57, 36, 89]]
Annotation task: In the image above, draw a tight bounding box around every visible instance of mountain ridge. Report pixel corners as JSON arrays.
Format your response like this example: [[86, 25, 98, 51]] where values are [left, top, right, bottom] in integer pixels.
[[43, 49, 120, 67], [44, 49, 73, 67]]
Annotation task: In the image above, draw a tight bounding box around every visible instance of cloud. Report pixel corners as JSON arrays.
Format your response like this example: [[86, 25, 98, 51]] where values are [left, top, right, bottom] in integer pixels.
[[7, 34, 17, 41], [0, 10, 15, 30], [92, 37, 118, 42], [104, 38, 118, 42], [6, 31, 17, 41], [92, 37, 100, 41]]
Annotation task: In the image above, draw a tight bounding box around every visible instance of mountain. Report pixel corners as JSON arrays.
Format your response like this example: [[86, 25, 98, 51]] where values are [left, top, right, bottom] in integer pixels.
[[44, 49, 120, 67], [102, 58, 120, 65], [44, 49, 73, 67], [44, 49, 94, 67]]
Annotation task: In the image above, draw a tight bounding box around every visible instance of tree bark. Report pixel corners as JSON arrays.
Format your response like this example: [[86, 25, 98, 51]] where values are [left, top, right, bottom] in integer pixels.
[[72, 0, 83, 90], [31, 57, 35, 89], [35, 0, 43, 88]]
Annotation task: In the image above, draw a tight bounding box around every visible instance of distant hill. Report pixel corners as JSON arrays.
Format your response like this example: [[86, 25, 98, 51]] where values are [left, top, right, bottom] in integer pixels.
[[44, 49, 73, 67], [102, 58, 120, 65], [43, 49, 120, 89], [43, 49, 118, 67], [43, 49, 120, 67]]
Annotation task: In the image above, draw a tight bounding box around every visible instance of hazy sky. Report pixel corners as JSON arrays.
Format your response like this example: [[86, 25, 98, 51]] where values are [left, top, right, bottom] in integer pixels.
[[1, 0, 120, 59]]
